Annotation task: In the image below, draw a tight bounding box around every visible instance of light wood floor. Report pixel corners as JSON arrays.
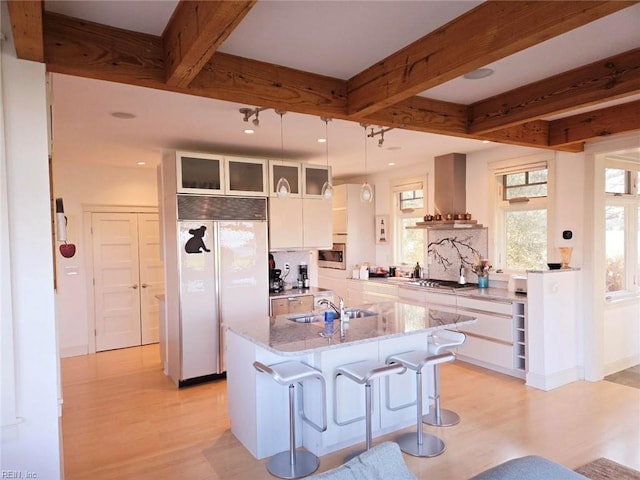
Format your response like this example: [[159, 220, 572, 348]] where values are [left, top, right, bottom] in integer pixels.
[[61, 344, 640, 480]]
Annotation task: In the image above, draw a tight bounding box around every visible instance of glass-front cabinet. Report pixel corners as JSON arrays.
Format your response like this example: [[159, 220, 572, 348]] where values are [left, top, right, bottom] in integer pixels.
[[225, 157, 268, 196], [176, 151, 225, 195], [303, 165, 331, 198], [269, 160, 301, 197]]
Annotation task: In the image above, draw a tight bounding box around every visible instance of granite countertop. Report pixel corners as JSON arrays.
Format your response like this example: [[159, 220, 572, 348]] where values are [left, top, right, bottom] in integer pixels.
[[227, 300, 476, 355], [370, 277, 528, 302], [269, 287, 332, 299]]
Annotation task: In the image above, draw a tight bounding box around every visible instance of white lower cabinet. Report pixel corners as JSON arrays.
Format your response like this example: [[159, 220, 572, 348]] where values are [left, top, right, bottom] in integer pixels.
[[452, 297, 526, 379]]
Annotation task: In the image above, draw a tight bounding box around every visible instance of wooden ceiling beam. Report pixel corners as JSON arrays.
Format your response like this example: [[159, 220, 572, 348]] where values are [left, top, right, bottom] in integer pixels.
[[43, 12, 166, 87], [7, 0, 44, 62], [549, 100, 640, 146], [162, 0, 256, 88], [38, 9, 633, 153], [346, 1, 635, 118], [468, 48, 640, 134]]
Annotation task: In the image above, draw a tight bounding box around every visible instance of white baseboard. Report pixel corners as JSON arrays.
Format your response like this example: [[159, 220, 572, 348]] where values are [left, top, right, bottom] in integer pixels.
[[60, 345, 88, 358], [605, 354, 640, 376], [526, 367, 581, 391]]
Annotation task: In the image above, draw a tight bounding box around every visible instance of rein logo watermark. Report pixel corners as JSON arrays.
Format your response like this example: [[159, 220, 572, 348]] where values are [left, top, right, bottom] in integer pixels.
[[1, 471, 38, 479]]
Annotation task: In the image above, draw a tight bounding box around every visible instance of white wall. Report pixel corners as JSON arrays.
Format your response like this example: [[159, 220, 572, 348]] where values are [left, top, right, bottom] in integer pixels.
[[1, 2, 62, 476], [52, 163, 158, 356]]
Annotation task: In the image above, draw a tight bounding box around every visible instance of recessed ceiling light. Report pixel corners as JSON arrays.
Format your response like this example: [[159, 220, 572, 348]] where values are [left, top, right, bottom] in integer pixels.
[[463, 68, 494, 80], [388, 162, 396, 166], [111, 111, 136, 119], [482, 140, 492, 144], [244, 129, 255, 134], [137, 161, 146, 166], [317, 138, 327, 143]]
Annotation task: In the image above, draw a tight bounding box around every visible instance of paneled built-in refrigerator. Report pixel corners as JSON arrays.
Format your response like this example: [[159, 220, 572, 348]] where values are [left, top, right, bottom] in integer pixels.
[[176, 196, 268, 384]]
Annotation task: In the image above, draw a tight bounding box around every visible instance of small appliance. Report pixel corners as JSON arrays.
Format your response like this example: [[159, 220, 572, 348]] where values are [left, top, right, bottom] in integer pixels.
[[318, 243, 346, 270], [298, 263, 309, 288], [270, 268, 283, 293]]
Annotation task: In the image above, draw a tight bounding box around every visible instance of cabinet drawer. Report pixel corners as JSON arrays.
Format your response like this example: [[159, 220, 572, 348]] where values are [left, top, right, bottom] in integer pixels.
[[458, 312, 513, 343], [288, 295, 314, 314], [457, 335, 514, 370], [364, 282, 398, 296], [425, 292, 457, 307], [457, 297, 512, 316], [398, 287, 427, 303], [271, 299, 289, 316]]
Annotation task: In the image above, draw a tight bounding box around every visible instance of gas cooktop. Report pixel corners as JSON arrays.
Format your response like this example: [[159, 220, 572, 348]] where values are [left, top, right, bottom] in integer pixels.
[[407, 279, 477, 290]]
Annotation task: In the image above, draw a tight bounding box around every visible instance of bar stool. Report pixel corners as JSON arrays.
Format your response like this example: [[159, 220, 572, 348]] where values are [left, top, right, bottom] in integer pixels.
[[386, 350, 455, 457], [334, 359, 406, 462], [422, 329, 466, 427], [253, 360, 327, 479]]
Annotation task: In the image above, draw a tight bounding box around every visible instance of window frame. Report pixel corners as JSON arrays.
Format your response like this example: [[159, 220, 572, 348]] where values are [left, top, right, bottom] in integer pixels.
[[490, 153, 555, 273], [604, 159, 640, 300], [391, 176, 428, 266]]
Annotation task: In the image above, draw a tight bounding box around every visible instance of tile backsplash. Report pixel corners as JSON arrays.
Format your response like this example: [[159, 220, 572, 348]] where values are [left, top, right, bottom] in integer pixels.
[[425, 228, 488, 282]]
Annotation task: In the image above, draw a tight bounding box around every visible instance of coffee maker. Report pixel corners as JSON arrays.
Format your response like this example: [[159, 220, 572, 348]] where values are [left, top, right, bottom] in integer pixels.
[[270, 268, 283, 293], [298, 263, 309, 289]]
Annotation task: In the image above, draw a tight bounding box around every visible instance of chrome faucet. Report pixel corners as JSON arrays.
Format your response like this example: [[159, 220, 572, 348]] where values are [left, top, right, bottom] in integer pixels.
[[319, 296, 346, 341]]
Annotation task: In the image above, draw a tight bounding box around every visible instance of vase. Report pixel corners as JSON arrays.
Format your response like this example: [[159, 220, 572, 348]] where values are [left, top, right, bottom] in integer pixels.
[[559, 247, 573, 269], [478, 276, 489, 288]]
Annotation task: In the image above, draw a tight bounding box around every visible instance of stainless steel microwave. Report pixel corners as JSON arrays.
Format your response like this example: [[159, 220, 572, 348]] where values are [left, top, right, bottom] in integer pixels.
[[318, 243, 346, 270]]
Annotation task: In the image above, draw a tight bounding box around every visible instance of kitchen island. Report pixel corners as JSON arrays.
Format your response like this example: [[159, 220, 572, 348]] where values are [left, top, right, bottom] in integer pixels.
[[225, 301, 476, 459]]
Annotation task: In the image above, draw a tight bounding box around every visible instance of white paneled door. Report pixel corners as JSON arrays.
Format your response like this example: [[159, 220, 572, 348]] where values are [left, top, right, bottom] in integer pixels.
[[93, 212, 163, 351]]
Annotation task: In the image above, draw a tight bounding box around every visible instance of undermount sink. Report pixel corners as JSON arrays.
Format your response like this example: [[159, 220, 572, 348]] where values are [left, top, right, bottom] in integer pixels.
[[287, 313, 324, 323], [343, 308, 377, 319]]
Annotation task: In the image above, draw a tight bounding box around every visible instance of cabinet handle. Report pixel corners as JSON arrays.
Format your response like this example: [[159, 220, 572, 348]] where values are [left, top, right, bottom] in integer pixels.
[[130, 284, 138, 289], [141, 283, 149, 288]]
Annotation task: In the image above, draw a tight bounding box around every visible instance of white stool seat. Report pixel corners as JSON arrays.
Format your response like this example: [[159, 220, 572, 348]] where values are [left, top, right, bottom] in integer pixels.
[[254, 360, 327, 479], [428, 329, 466, 354], [257, 360, 326, 386], [386, 350, 454, 457], [335, 359, 405, 462], [336, 359, 406, 384]]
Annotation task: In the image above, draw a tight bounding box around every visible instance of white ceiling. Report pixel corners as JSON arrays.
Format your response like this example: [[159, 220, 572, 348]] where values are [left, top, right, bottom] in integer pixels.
[[46, 1, 640, 177]]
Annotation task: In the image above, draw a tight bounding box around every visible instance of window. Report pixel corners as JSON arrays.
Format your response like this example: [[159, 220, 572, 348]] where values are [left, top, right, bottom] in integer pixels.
[[392, 177, 427, 266], [604, 161, 639, 296], [494, 161, 550, 271]]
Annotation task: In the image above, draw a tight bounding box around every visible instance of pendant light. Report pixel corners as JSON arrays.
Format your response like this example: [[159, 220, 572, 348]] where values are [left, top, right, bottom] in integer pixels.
[[320, 117, 334, 200], [275, 110, 291, 198], [360, 124, 373, 203]]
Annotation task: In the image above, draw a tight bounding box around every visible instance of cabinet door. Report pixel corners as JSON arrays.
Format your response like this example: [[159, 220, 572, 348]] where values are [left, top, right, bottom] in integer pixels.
[[288, 295, 314, 314], [269, 160, 301, 197], [268, 197, 303, 249], [225, 157, 267, 196], [176, 151, 225, 194], [303, 165, 331, 198], [302, 199, 332, 249], [271, 298, 289, 316]]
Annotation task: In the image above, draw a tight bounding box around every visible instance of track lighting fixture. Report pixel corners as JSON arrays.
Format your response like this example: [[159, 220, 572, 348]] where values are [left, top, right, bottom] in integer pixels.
[[367, 126, 394, 148], [320, 117, 334, 200], [239, 107, 269, 129]]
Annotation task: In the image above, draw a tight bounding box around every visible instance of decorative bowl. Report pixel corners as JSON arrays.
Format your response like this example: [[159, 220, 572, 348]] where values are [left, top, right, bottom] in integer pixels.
[[547, 263, 562, 270]]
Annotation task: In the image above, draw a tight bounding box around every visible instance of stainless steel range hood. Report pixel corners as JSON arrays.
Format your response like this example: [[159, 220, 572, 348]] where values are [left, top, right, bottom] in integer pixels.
[[414, 152, 483, 229]]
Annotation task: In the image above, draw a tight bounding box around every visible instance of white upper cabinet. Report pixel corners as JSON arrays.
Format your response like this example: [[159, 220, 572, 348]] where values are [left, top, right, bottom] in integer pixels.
[[176, 151, 225, 195], [268, 160, 302, 197], [225, 156, 268, 196], [302, 165, 331, 198]]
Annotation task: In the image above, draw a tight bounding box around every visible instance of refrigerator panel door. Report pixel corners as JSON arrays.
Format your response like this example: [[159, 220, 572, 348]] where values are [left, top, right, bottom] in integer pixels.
[[178, 220, 219, 379], [218, 221, 269, 371]]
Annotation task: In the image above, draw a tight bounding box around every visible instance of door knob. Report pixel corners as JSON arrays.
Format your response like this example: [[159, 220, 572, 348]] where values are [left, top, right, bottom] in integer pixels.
[[141, 283, 149, 288], [131, 284, 138, 289]]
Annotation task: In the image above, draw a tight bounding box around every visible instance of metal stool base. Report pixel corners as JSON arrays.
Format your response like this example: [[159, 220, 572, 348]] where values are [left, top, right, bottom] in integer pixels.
[[396, 431, 446, 457], [267, 450, 319, 479], [422, 408, 460, 427]]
